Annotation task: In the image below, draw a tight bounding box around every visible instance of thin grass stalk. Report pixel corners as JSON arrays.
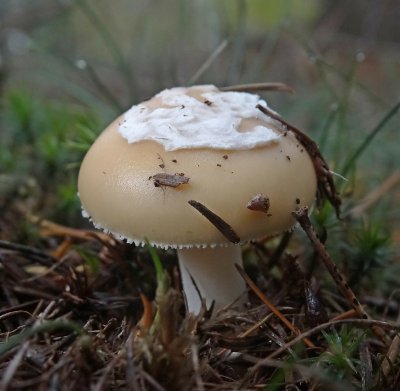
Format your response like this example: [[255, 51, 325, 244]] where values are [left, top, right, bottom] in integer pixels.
[[75, 0, 137, 101], [342, 100, 400, 177]]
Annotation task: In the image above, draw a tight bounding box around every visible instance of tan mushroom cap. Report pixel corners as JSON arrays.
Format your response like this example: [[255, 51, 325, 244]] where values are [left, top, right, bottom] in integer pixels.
[[78, 114, 317, 248]]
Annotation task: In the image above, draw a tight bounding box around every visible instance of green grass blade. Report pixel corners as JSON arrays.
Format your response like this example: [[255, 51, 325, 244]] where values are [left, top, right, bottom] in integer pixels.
[[318, 103, 339, 153], [75, 0, 137, 101], [144, 239, 164, 288], [0, 320, 83, 356], [342, 100, 400, 177], [188, 39, 228, 85], [77, 60, 124, 112]]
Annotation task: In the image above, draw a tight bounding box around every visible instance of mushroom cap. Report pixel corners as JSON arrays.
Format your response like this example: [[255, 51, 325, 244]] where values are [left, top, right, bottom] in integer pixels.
[[78, 86, 317, 248]]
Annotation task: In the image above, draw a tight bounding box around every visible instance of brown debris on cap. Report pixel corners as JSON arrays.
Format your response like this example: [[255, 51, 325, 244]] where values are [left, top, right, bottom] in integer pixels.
[[246, 193, 270, 213], [151, 173, 190, 188]]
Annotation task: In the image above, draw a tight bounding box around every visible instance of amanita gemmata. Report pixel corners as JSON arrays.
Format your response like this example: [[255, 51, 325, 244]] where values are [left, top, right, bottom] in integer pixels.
[[78, 85, 317, 314]]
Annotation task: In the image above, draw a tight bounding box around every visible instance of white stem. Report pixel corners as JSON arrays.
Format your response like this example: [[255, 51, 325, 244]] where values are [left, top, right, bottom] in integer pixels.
[[177, 246, 247, 314]]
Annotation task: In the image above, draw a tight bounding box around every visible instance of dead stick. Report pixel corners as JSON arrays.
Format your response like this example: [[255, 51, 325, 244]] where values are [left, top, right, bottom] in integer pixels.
[[188, 200, 240, 244], [292, 206, 389, 346]]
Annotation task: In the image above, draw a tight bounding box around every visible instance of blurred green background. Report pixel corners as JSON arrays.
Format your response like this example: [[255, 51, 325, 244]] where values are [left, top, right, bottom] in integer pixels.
[[1, 5, 399, 386], [0, 0, 399, 239]]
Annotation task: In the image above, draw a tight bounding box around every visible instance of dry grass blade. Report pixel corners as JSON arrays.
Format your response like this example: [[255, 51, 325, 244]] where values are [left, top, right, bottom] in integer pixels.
[[0, 310, 34, 322], [191, 341, 205, 391], [51, 238, 73, 259], [138, 293, 154, 331], [330, 309, 358, 321], [235, 264, 315, 349], [23, 256, 69, 283], [381, 333, 400, 377], [188, 39, 228, 85], [359, 341, 373, 391], [92, 351, 123, 391], [220, 82, 294, 93], [0, 300, 57, 387], [264, 318, 397, 361], [0, 240, 55, 263], [238, 313, 273, 338], [37, 217, 115, 245], [0, 341, 30, 389], [349, 170, 400, 217], [125, 332, 140, 391]]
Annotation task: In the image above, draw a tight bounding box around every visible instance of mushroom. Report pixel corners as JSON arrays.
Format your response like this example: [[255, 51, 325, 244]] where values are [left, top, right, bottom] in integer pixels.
[[78, 85, 317, 314]]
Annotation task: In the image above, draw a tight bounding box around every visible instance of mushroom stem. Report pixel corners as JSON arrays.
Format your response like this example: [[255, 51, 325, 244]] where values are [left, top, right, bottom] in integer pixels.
[[177, 246, 247, 314]]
